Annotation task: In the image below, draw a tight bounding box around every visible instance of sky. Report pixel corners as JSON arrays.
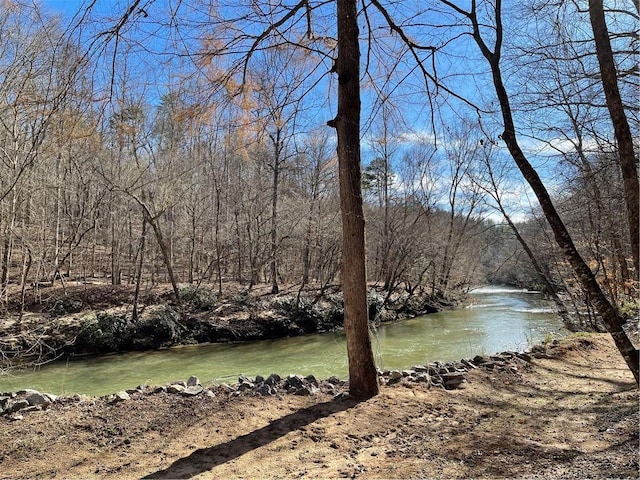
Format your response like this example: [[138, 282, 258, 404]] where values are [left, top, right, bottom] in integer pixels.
[[40, 0, 96, 20]]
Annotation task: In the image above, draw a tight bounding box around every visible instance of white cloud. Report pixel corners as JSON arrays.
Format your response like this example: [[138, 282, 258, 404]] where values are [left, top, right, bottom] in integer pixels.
[[518, 135, 601, 157]]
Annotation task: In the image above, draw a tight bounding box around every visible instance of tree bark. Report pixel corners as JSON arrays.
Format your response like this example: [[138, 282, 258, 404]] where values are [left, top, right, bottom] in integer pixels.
[[330, 0, 379, 400], [588, 0, 639, 279]]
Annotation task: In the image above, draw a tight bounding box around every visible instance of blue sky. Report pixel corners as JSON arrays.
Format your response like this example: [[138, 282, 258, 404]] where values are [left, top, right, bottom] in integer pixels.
[[41, 0, 94, 19]]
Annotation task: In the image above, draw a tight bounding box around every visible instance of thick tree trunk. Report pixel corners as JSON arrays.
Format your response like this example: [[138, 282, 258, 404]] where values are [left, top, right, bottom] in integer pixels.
[[330, 0, 379, 400], [588, 0, 639, 279]]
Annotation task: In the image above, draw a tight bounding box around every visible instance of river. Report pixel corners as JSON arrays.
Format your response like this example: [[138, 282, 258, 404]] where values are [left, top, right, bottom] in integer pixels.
[[0, 286, 567, 396]]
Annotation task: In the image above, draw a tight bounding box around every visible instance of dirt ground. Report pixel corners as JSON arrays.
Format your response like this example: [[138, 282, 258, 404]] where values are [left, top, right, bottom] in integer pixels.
[[1, 333, 638, 479]]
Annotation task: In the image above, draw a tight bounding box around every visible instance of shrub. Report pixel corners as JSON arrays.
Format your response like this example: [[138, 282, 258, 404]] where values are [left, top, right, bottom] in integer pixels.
[[136, 307, 183, 344], [270, 295, 298, 312], [179, 285, 218, 310], [49, 297, 83, 316], [619, 298, 640, 321], [75, 312, 132, 353], [271, 295, 323, 333], [230, 292, 257, 308], [367, 290, 385, 321]]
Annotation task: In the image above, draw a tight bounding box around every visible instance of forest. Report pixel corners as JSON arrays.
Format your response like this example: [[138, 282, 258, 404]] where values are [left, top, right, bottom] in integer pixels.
[[0, 0, 638, 387]]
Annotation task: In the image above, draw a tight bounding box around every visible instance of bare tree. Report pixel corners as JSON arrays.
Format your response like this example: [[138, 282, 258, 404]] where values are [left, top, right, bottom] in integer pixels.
[[294, 130, 338, 287], [513, 0, 637, 288], [588, 0, 639, 278], [436, 128, 485, 296], [437, 0, 638, 383], [0, 2, 89, 298], [363, 102, 400, 291], [248, 47, 311, 294], [473, 139, 572, 324], [328, 0, 379, 399]]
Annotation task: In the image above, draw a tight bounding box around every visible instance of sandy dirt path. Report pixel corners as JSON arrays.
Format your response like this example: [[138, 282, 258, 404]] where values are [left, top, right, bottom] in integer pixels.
[[1, 333, 637, 479]]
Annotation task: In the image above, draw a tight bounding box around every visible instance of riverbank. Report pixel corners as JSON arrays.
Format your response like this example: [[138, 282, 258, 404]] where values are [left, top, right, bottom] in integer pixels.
[[1, 333, 637, 479], [1, 282, 454, 371]]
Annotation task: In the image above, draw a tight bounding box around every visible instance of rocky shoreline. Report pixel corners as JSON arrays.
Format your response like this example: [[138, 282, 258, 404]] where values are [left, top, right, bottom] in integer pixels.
[[1, 341, 541, 420], [1, 283, 456, 370]]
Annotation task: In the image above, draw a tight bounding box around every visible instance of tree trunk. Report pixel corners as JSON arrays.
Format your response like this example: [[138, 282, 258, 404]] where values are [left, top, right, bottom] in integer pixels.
[[188, 210, 196, 284], [302, 158, 322, 286], [110, 209, 121, 286], [502, 113, 639, 385], [214, 184, 224, 296], [234, 209, 244, 283], [588, 0, 639, 279], [470, 0, 638, 383], [132, 215, 146, 322], [146, 212, 181, 303], [498, 200, 571, 325], [330, 0, 379, 400], [1, 188, 18, 299], [270, 131, 281, 294]]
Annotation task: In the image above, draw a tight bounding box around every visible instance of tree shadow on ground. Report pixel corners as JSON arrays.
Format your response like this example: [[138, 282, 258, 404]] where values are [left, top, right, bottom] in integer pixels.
[[142, 397, 358, 479], [530, 359, 637, 391]]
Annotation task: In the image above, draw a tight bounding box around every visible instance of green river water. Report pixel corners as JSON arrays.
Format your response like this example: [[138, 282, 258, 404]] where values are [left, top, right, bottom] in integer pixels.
[[0, 286, 567, 396]]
